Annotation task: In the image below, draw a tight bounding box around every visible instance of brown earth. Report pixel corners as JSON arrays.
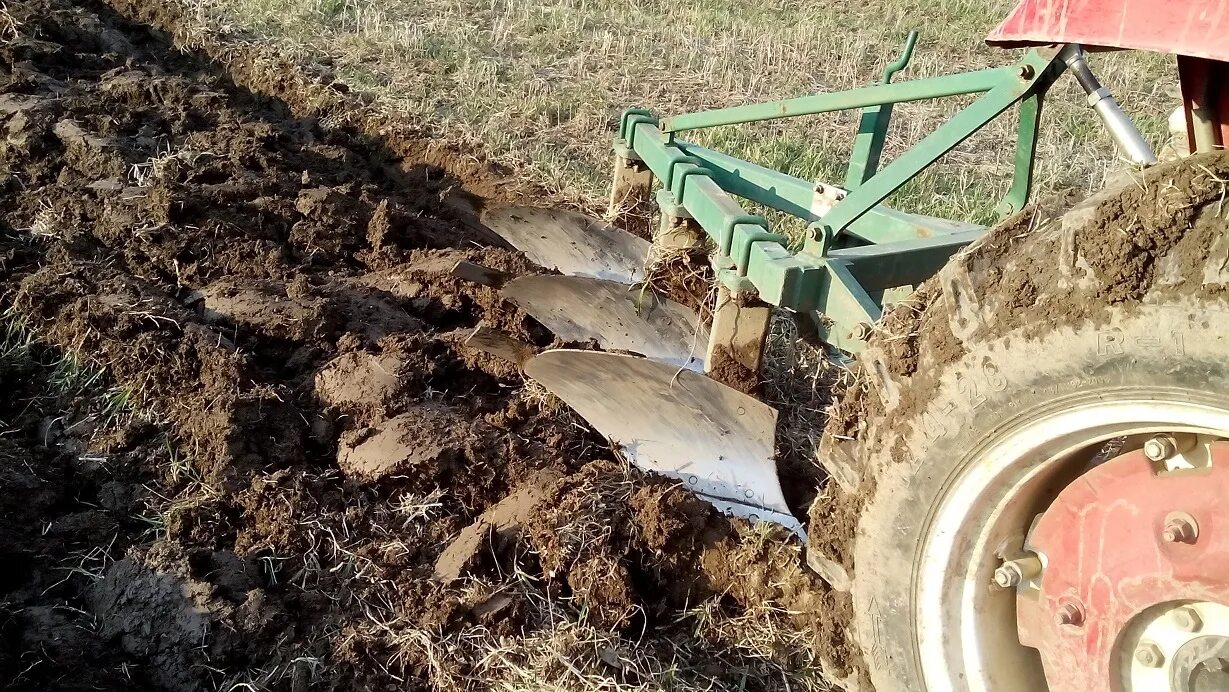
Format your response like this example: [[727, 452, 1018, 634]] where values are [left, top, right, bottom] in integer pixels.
[[0, 0, 837, 689]]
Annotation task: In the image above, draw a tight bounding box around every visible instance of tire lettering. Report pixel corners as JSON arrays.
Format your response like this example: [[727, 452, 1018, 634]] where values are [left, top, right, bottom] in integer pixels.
[[982, 361, 1008, 392], [1171, 332, 1186, 357], [1099, 329, 1186, 358], [1135, 336, 1162, 351], [957, 373, 985, 409], [1098, 330, 1124, 355], [921, 403, 956, 441]]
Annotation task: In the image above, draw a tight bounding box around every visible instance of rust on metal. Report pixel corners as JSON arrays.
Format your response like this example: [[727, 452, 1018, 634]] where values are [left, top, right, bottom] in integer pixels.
[[1014, 442, 1229, 691]]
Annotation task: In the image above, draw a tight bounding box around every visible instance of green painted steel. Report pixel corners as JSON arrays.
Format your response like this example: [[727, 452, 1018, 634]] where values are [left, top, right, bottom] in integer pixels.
[[827, 229, 984, 290], [807, 50, 1057, 247], [994, 56, 1067, 217], [617, 47, 1065, 351], [846, 32, 919, 190], [997, 91, 1043, 216], [845, 105, 894, 190], [814, 261, 883, 352], [674, 141, 980, 242], [881, 31, 919, 84], [660, 67, 1018, 134]]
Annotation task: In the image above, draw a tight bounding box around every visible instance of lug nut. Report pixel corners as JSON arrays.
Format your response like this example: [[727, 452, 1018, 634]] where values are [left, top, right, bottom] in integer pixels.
[[1057, 601, 1085, 627], [1144, 435, 1178, 461], [1172, 606, 1203, 633], [1135, 642, 1165, 668], [993, 555, 1044, 588], [1162, 516, 1199, 544]]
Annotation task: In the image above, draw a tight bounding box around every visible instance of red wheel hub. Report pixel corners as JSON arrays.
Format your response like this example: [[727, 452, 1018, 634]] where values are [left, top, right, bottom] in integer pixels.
[[1016, 441, 1229, 690]]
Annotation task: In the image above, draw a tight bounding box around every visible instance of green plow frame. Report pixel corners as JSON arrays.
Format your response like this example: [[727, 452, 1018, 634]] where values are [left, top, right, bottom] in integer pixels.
[[611, 38, 1067, 352]]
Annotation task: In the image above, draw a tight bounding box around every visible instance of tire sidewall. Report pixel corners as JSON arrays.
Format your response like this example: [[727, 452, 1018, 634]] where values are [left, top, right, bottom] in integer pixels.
[[854, 299, 1229, 691]]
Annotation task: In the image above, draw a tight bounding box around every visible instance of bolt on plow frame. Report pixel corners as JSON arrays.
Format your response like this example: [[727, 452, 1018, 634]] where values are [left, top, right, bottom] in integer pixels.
[[471, 1, 1229, 690]]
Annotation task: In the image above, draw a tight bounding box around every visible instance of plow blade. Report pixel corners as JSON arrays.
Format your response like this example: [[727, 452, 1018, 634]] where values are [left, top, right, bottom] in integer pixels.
[[525, 349, 802, 536], [503, 275, 707, 371], [481, 206, 651, 283]]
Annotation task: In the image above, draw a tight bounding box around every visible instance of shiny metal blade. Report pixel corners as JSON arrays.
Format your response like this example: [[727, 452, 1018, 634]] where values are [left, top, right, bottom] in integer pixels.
[[481, 206, 650, 283], [524, 349, 802, 536], [503, 275, 706, 371]]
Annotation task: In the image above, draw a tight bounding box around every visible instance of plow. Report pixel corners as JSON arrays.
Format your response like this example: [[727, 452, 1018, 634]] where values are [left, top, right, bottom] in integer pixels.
[[465, 1, 1229, 690]]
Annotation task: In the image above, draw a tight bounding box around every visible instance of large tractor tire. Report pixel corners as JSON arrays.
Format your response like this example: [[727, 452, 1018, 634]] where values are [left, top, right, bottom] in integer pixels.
[[813, 152, 1229, 691]]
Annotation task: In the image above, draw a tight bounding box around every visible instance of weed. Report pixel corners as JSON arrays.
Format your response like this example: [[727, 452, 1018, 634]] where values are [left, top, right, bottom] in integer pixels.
[[43, 536, 119, 593], [101, 385, 133, 425], [390, 487, 445, 523], [0, 313, 36, 364], [26, 200, 66, 239], [48, 352, 105, 396]]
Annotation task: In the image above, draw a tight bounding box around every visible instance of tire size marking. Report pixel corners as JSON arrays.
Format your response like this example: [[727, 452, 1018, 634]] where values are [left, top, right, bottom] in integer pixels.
[[958, 360, 1009, 409], [1097, 329, 1186, 357], [921, 404, 957, 442]]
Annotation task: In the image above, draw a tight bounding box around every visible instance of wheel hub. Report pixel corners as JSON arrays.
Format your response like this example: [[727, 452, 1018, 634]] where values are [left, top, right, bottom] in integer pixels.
[[1126, 602, 1229, 692], [1014, 440, 1229, 691]]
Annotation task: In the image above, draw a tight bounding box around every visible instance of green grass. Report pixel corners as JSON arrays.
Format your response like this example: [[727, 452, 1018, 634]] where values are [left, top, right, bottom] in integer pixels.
[[199, 0, 1175, 225]]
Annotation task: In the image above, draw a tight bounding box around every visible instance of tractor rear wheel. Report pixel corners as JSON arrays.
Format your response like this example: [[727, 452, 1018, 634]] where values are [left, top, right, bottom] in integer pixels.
[[813, 152, 1229, 691]]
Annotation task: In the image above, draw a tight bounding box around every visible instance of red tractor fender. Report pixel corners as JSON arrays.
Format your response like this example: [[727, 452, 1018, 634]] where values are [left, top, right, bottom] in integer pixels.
[[987, 0, 1229, 63]]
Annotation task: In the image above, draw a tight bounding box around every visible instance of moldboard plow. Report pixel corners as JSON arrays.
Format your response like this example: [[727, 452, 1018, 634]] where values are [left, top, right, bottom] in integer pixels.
[[467, 2, 1229, 690]]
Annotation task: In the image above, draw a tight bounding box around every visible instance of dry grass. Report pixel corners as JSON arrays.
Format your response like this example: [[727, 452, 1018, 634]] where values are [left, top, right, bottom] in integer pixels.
[[197, 0, 1175, 226], [762, 313, 841, 476], [129, 145, 211, 187], [0, 3, 19, 40], [356, 573, 828, 692], [194, 461, 827, 692]]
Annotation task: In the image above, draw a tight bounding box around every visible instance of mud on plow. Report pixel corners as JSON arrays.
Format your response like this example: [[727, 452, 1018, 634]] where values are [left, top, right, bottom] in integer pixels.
[[466, 2, 1229, 690]]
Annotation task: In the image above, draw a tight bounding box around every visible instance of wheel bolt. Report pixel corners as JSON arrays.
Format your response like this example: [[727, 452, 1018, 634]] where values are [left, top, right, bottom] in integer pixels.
[[1162, 517, 1199, 544], [993, 555, 1043, 588], [1144, 435, 1178, 461], [1135, 642, 1165, 668], [1057, 602, 1085, 627], [1172, 606, 1203, 632]]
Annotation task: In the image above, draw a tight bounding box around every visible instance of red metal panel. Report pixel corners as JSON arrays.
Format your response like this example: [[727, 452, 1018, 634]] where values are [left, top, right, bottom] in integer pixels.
[[1178, 56, 1229, 150], [1015, 444, 1229, 692], [987, 0, 1229, 62]]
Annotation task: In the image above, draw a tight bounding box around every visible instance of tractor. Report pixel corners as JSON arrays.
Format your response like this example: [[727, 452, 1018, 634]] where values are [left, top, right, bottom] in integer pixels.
[[466, 1, 1229, 689]]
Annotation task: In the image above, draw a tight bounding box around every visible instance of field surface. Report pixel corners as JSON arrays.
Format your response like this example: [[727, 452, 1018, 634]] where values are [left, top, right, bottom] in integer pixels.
[[0, 0, 836, 690], [0, 0, 1187, 691], [204, 0, 1175, 226]]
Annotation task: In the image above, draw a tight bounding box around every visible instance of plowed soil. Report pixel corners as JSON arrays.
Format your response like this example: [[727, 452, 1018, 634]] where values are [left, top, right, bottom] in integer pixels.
[[0, 0, 836, 689]]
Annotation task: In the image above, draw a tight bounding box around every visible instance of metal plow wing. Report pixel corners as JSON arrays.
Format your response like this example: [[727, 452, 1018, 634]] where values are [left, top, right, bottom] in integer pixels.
[[481, 206, 651, 283], [502, 275, 707, 371], [524, 349, 802, 536]]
